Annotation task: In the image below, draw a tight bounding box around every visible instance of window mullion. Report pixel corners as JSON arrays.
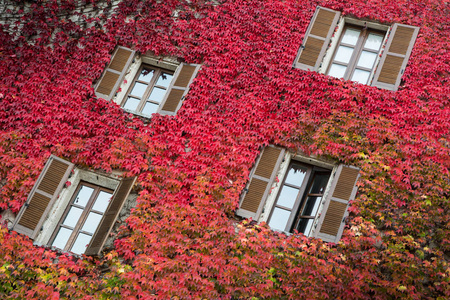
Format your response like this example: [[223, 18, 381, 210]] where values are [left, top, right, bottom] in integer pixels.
[[345, 30, 366, 80], [66, 186, 100, 252], [285, 166, 312, 232], [136, 68, 160, 113]]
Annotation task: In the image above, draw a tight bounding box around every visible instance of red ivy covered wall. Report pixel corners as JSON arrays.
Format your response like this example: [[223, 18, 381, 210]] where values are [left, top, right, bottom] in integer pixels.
[[0, 0, 449, 298]]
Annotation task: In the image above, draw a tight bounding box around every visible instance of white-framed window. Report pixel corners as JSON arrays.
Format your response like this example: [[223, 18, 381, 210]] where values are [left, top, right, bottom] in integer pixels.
[[94, 46, 201, 116], [236, 146, 360, 243], [11, 155, 136, 256], [293, 6, 419, 91]]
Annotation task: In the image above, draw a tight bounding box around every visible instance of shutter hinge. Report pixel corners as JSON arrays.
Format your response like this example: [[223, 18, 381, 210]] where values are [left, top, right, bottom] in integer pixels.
[[300, 44, 305, 49], [24, 203, 29, 207], [243, 188, 248, 192], [401, 69, 404, 74]]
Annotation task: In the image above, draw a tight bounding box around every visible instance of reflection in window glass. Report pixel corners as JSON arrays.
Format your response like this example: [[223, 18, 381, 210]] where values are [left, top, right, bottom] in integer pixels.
[[74, 186, 94, 207], [138, 68, 155, 82], [276, 186, 299, 209], [296, 218, 314, 236], [123, 97, 140, 111], [301, 196, 321, 216], [148, 87, 167, 102], [62, 207, 83, 228], [334, 46, 354, 64], [82, 212, 103, 234], [142, 102, 159, 115], [351, 69, 371, 84], [268, 207, 291, 231], [328, 64, 347, 78], [284, 165, 307, 186], [357, 51, 377, 69], [341, 28, 360, 45], [92, 191, 112, 213], [130, 82, 148, 98], [364, 33, 383, 51], [71, 233, 92, 255], [156, 73, 173, 88], [52, 227, 72, 250]]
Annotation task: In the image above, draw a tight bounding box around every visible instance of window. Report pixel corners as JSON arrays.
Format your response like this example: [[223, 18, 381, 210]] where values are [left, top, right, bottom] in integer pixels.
[[267, 162, 331, 236], [50, 183, 113, 255], [236, 146, 360, 243], [122, 65, 174, 116], [94, 46, 201, 116], [11, 155, 136, 256], [327, 26, 385, 85], [293, 6, 419, 91]]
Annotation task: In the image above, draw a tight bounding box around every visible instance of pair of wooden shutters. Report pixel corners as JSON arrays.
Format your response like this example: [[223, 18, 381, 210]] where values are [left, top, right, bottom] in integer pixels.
[[11, 155, 136, 256], [94, 46, 201, 115], [294, 6, 419, 91], [236, 146, 360, 243]]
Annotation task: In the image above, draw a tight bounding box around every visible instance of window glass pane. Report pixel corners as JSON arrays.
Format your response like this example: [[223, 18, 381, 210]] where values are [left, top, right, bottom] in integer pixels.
[[137, 68, 155, 82], [156, 73, 173, 88], [351, 69, 371, 84], [92, 191, 112, 213], [301, 196, 321, 216], [309, 173, 331, 194], [52, 227, 72, 250], [70, 233, 92, 255], [296, 218, 314, 236], [81, 212, 103, 234], [364, 33, 384, 51], [341, 28, 360, 45], [123, 97, 140, 111], [276, 186, 299, 209], [284, 165, 307, 187], [62, 207, 83, 228], [328, 64, 347, 79], [268, 207, 291, 232], [129, 82, 148, 98], [334, 46, 354, 64], [142, 102, 159, 115], [356, 51, 377, 69], [73, 185, 94, 208], [148, 87, 167, 103]]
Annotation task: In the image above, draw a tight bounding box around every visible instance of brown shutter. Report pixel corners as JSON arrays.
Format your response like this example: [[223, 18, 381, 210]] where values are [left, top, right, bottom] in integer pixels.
[[158, 63, 201, 115], [95, 46, 135, 100], [372, 24, 419, 91], [85, 177, 136, 256], [293, 6, 340, 71], [12, 155, 74, 239], [313, 165, 359, 243], [236, 146, 285, 220]]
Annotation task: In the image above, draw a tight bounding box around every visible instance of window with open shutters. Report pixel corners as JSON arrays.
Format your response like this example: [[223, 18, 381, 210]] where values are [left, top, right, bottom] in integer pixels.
[[237, 146, 360, 243], [11, 155, 136, 256], [293, 6, 419, 91], [94, 46, 201, 116]]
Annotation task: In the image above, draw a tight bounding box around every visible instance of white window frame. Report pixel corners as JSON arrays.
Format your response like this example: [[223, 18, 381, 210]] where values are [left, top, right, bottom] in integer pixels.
[[259, 152, 337, 237], [318, 17, 391, 85]]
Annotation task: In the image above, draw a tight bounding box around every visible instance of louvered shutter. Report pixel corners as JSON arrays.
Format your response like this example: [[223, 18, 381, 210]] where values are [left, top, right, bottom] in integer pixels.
[[12, 155, 74, 239], [293, 6, 340, 71], [85, 177, 136, 256], [236, 146, 285, 220], [158, 63, 201, 115], [95, 46, 135, 100], [372, 24, 419, 91], [313, 165, 359, 243]]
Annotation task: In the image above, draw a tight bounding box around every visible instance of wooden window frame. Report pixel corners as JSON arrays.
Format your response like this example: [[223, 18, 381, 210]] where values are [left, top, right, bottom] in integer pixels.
[[266, 161, 331, 235], [325, 25, 386, 84], [121, 64, 174, 115], [49, 182, 113, 254]]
